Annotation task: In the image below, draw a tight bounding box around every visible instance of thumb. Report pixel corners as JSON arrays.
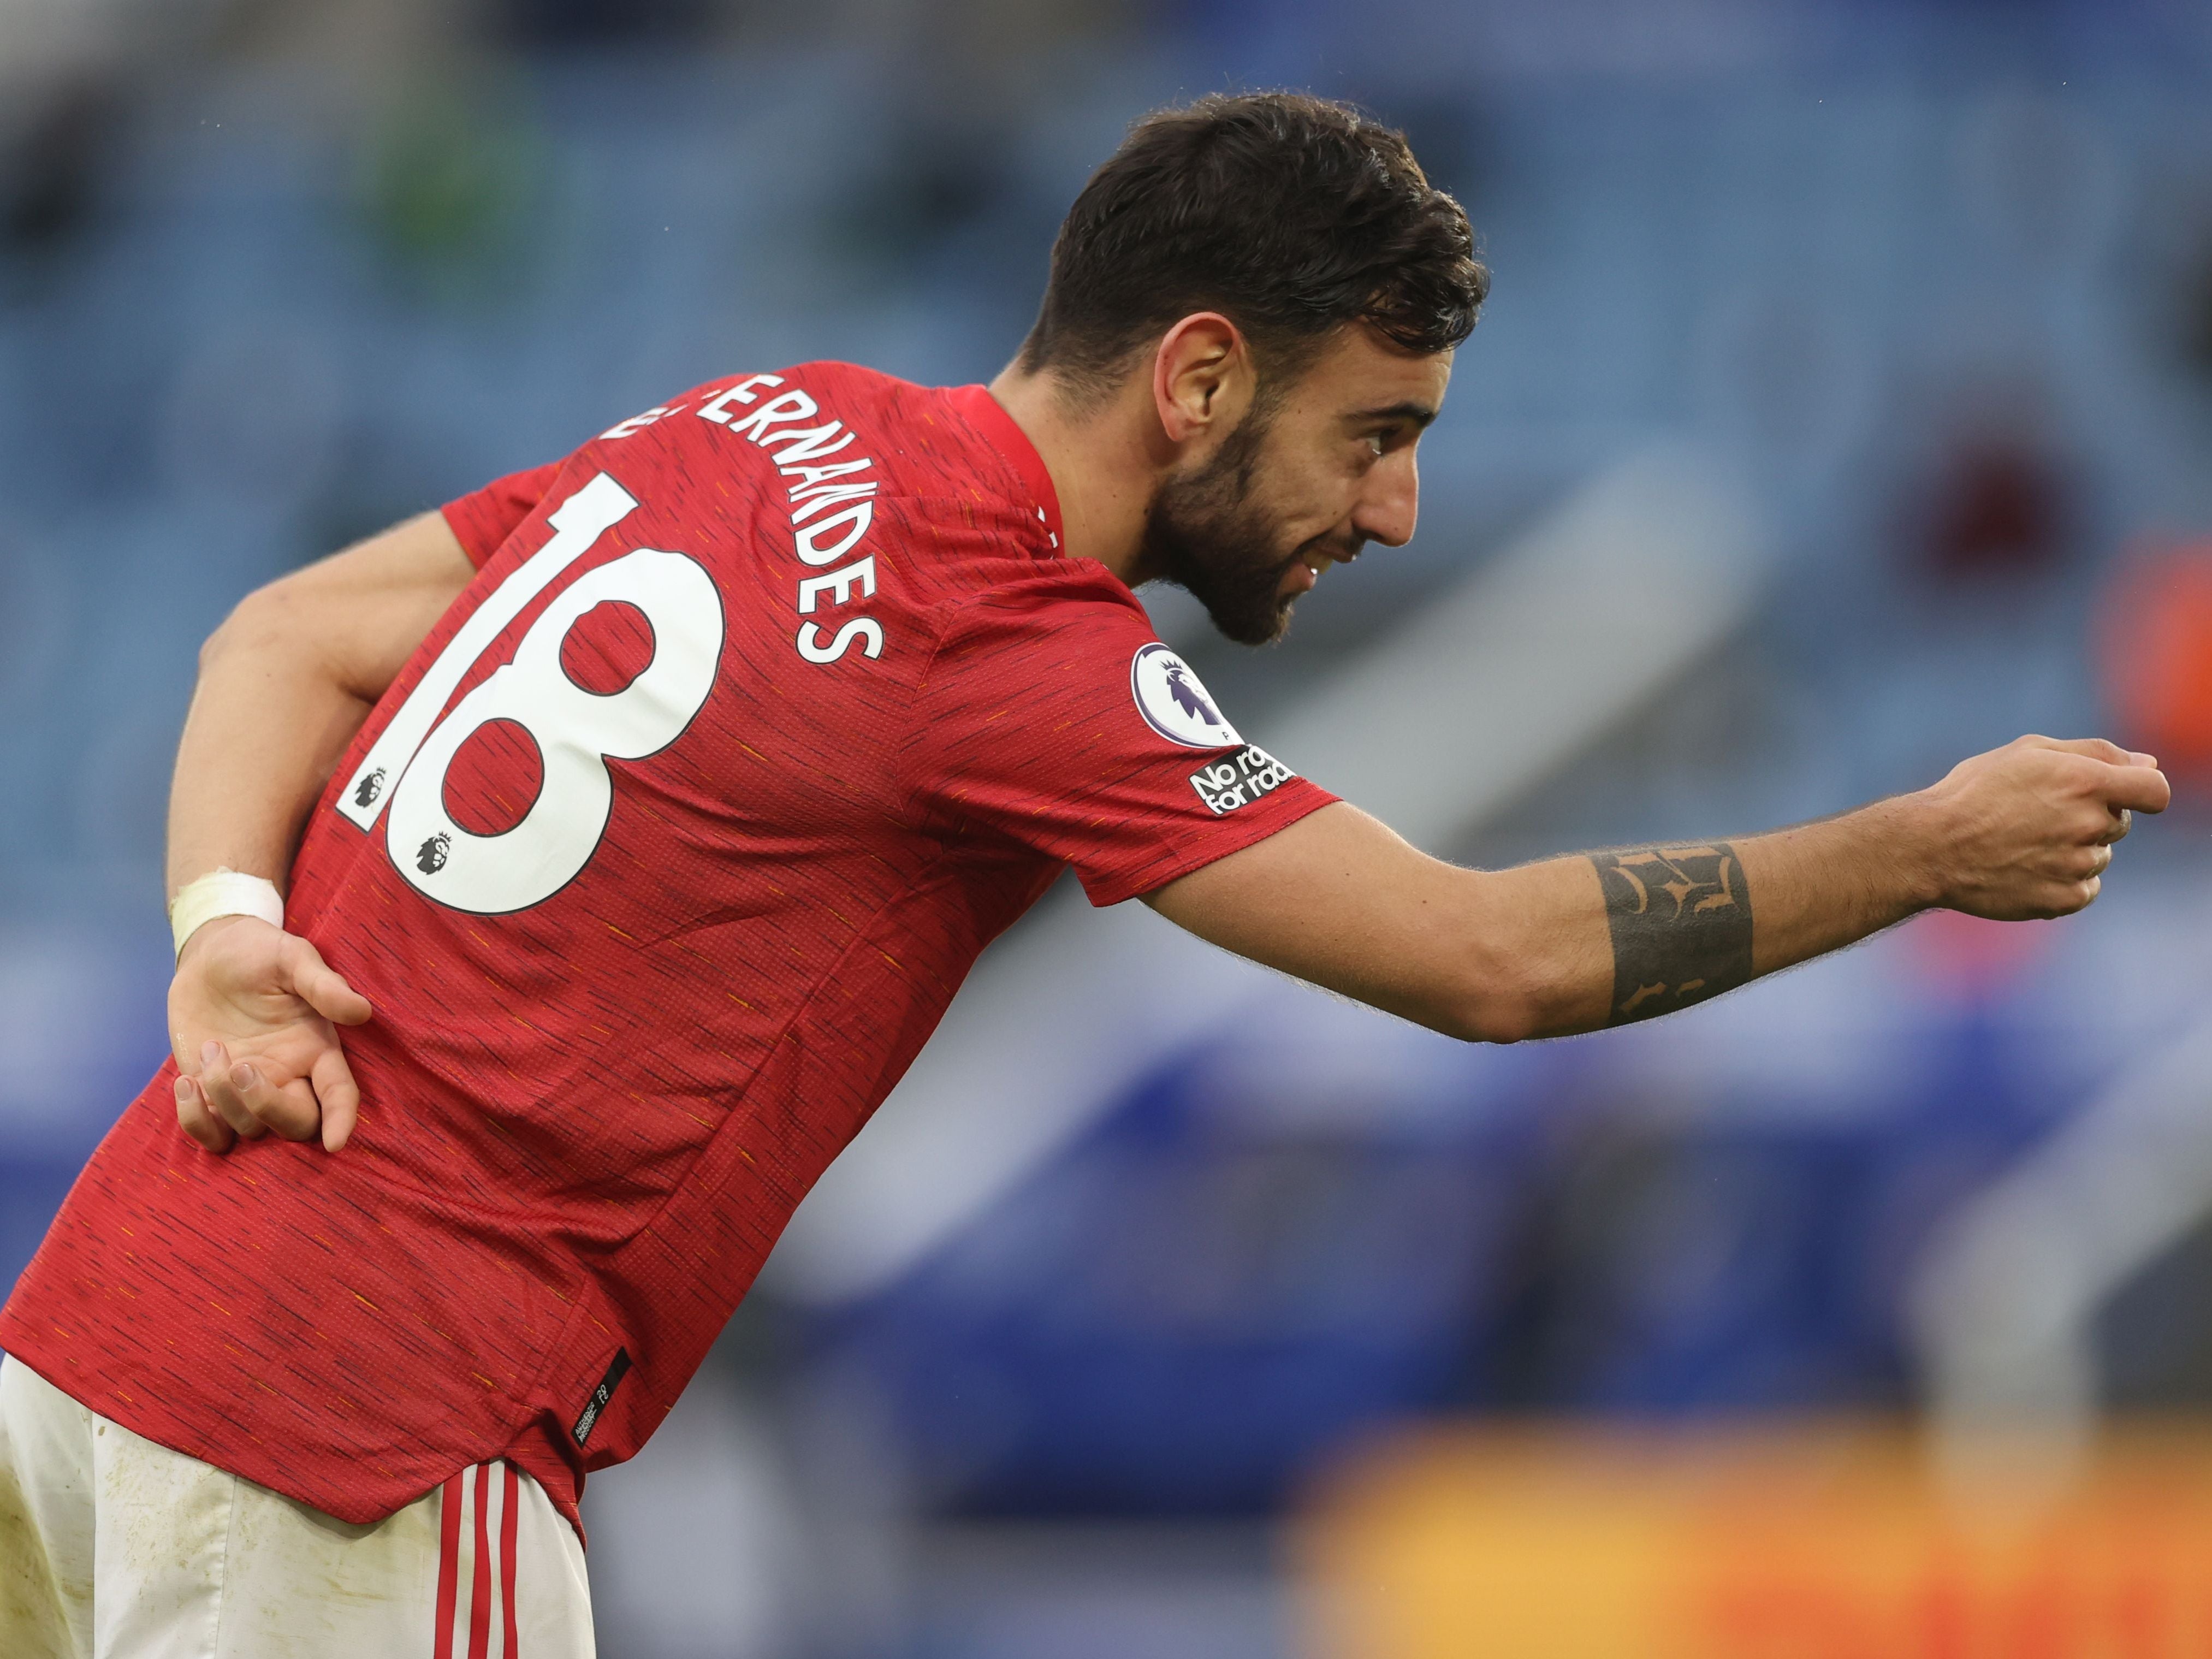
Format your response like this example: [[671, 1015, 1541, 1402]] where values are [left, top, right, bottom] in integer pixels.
[[285, 937, 373, 1026]]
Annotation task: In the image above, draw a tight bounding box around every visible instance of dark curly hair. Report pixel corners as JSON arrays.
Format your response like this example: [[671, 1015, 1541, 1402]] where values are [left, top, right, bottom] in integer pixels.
[[1018, 92, 1487, 399]]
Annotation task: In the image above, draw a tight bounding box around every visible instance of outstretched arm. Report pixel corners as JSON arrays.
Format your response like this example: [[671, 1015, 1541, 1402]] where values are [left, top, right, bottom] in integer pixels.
[[167, 511, 476, 1153], [1146, 737, 2168, 1043]]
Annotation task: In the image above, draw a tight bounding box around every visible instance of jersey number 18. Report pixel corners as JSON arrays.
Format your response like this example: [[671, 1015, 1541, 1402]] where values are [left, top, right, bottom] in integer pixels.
[[335, 473, 726, 915]]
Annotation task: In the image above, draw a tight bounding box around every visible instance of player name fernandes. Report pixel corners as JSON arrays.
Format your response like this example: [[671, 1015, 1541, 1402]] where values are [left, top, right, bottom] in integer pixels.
[[601, 369, 891, 665]]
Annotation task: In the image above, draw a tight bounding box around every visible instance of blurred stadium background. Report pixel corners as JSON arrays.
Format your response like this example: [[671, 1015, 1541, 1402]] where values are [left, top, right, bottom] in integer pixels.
[[10, 0, 2212, 1654]]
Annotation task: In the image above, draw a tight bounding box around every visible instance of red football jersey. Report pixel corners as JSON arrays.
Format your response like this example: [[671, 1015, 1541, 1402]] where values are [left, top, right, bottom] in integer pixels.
[[0, 365, 1335, 1529]]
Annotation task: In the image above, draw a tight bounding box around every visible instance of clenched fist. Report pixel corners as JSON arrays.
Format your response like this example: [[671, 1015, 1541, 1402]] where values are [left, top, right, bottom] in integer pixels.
[[168, 916, 373, 1154], [1919, 736, 2170, 921]]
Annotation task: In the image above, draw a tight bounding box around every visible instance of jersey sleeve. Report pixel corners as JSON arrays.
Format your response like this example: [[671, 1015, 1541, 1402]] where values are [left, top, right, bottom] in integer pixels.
[[903, 579, 1339, 906], [440, 460, 565, 568]]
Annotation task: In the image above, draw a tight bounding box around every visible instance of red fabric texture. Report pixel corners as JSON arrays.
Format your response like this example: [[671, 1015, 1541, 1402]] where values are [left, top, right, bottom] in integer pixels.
[[0, 363, 1336, 1532], [442, 461, 562, 568]]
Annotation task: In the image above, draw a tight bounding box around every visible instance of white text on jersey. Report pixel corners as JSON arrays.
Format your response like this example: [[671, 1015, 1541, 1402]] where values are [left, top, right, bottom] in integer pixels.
[[693, 374, 885, 666]]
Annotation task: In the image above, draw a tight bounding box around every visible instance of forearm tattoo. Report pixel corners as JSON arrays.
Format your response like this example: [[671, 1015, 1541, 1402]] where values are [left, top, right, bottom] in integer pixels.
[[1587, 842, 1753, 1026]]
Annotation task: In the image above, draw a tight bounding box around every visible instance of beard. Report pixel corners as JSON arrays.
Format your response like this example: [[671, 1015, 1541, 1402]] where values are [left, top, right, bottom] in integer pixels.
[[1140, 407, 1317, 647]]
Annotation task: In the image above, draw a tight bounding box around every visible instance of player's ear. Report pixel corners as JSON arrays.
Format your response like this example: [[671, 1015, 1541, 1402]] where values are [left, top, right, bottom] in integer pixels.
[[1153, 312, 1253, 448]]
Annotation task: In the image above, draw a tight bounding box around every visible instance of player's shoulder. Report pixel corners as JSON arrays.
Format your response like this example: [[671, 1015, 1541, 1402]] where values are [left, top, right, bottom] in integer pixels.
[[708, 359, 914, 417], [630, 363, 1024, 494], [647, 361, 947, 437], [920, 562, 1161, 673], [612, 361, 897, 439], [607, 359, 1073, 603], [601, 362, 911, 443], [959, 560, 1151, 617]]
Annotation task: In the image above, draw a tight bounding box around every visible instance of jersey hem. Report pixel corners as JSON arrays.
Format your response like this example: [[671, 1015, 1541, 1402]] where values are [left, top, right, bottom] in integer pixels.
[[0, 1318, 589, 1540]]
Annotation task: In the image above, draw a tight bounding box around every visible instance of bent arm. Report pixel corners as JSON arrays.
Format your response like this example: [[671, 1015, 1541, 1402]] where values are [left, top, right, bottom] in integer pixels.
[[164, 512, 475, 1154], [166, 511, 476, 901], [1146, 737, 2169, 1044]]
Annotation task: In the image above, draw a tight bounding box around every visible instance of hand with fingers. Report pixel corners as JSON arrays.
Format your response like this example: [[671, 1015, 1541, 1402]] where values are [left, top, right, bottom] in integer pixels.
[[1922, 735, 2172, 921], [168, 915, 373, 1154]]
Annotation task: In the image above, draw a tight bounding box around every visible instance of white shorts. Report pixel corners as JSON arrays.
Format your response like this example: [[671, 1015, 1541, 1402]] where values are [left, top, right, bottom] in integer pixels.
[[0, 1353, 595, 1658]]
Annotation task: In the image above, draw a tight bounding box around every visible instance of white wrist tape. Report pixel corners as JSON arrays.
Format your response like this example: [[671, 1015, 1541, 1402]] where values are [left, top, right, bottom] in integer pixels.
[[170, 869, 285, 961]]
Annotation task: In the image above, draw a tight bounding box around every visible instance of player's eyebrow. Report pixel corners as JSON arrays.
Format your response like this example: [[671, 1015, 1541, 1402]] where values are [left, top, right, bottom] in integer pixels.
[[1345, 400, 1439, 429]]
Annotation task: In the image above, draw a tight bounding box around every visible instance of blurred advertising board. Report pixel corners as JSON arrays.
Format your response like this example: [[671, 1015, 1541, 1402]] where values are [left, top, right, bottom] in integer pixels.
[[1301, 1421, 2212, 1658]]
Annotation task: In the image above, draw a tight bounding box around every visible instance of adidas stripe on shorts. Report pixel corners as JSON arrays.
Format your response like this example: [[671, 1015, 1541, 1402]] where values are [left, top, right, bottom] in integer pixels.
[[0, 1354, 594, 1658]]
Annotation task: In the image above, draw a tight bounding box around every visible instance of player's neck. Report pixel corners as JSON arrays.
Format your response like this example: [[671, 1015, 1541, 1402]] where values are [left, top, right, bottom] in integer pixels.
[[986, 366, 1157, 588]]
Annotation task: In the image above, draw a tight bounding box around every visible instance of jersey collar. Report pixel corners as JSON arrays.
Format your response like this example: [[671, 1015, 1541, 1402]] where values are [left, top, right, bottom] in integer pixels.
[[945, 383, 1066, 558]]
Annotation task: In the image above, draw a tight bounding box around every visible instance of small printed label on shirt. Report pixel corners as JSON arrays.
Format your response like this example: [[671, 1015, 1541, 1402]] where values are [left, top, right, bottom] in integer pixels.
[[571, 1347, 633, 1447], [1189, 745, 1297, 815]]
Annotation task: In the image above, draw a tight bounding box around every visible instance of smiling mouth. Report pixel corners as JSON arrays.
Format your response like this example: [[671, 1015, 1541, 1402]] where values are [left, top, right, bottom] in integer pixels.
[[1286, 542, 1360, 592]]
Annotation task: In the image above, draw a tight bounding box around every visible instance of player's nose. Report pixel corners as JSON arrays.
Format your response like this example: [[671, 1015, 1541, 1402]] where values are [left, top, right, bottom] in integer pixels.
[[1353, 452, 1419, 548]]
